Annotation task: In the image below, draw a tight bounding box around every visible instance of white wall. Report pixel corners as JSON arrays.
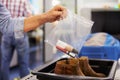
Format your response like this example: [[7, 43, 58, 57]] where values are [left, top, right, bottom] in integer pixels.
[[60, 0, 76, 13], [78, 0, 117, 8], [30, 0, 43, 14], [77, 0, 119, 19]]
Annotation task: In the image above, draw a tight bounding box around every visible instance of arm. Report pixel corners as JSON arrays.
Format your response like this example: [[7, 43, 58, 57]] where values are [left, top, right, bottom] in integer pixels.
[[24, 5, 67, 32], [24, 14, 46, 32], [0, 3, 66, 37], [0, 3, 13, 35]]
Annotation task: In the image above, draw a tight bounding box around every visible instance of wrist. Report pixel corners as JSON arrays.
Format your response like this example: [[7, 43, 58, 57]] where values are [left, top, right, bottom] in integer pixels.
[[24, 14, 48, 32], [38, 13, 49, 24]]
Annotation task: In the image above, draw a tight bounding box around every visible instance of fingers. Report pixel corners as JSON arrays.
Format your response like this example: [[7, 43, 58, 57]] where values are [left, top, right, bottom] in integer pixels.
[[53, 5, 65, 11], [52, 11, 64, 22], [53, 5, 67, 20], [45, 5, 67, 22]]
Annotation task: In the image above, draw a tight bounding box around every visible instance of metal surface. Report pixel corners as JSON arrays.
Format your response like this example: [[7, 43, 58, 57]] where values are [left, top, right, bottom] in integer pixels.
[[20, 74, 38, 80]]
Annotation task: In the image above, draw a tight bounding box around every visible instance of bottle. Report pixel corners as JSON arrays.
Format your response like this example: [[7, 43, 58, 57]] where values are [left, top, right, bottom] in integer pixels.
[[56, 40, 78, 57]]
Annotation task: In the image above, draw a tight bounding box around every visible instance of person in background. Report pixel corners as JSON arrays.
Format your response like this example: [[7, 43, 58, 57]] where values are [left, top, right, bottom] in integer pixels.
[[0, 0, 32, 79], [0, 1, 67, 80]]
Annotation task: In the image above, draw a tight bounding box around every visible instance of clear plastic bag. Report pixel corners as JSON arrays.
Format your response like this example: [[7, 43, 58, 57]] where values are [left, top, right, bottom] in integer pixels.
[[45, 10, 94, 53]]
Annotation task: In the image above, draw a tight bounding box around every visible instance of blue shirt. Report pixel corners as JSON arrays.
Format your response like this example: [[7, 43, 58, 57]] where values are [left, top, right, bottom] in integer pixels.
[[0, 2, 24, 39]]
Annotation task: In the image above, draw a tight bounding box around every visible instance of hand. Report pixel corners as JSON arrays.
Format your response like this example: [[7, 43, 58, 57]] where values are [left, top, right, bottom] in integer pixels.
[[44, 5, 67, 22], [24, 5, 67, 32]]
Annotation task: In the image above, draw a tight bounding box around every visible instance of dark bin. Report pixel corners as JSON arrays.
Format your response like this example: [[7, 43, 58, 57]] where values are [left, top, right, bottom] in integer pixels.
[[32, 57, 117, 80]]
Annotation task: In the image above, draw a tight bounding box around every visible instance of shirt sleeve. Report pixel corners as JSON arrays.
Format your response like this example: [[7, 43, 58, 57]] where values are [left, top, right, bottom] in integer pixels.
[[0, 3, 25, 39]]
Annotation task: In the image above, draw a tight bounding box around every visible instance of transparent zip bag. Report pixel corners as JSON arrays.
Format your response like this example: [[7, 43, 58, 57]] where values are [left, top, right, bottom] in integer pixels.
[[45, 10, 94, 55]]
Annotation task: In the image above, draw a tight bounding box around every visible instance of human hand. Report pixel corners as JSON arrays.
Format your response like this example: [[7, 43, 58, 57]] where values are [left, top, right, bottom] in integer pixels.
[[44, 5, 67, 22]]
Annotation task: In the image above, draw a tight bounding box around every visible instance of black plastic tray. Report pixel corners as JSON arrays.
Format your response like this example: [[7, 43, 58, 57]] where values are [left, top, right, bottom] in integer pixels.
[[32, 57, 117, 80]]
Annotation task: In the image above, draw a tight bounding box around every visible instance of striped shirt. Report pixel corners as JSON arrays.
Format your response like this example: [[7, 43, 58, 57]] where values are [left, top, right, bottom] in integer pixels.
[[0, 2, 25, 38], [1, 0, 32, 17], [1, 0, 32, 38]]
